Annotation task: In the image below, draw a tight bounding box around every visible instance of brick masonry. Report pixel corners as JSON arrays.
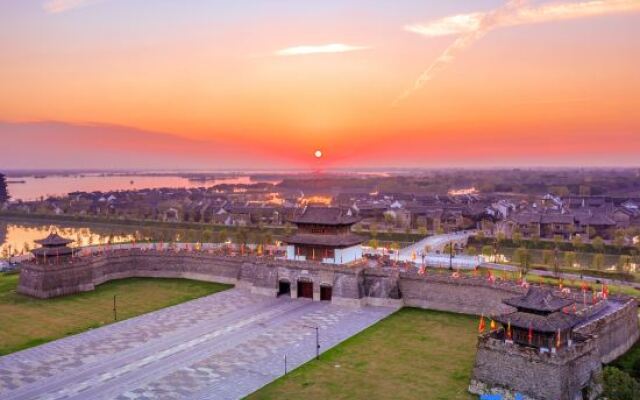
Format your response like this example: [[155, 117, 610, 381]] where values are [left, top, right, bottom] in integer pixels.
[[17, 250, 640, 400]]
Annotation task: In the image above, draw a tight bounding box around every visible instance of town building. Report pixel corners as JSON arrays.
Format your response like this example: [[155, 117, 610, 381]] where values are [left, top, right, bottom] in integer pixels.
[[284, 206, 364, 264]]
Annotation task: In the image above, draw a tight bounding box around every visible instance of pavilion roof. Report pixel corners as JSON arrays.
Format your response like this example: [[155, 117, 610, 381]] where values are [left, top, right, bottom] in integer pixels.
[[34, 233, 73, 247], [495, 310, 581, 333], [503, 287, 574, 313], [289, 206, 360, 226], [284, 233, 364, 248]]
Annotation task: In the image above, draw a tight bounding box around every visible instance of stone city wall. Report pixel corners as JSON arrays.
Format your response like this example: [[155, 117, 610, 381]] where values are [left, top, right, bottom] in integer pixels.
[[397, 271, 524, 315], [18, 252, 528, 315], [574, 296, 640, 363], [469, 335, 602, 400], [17, 251, 639, 400]]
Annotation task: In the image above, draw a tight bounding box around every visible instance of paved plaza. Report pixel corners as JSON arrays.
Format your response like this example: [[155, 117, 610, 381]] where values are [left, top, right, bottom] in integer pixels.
[[0, 289, 396, 400]]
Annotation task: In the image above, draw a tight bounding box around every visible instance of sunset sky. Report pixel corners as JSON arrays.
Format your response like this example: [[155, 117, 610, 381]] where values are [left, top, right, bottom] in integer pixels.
[[1, 0, 639, 170]]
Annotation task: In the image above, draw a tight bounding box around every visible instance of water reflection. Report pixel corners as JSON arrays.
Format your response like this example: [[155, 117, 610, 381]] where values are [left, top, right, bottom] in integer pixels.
[[0, 222, 136, 258]]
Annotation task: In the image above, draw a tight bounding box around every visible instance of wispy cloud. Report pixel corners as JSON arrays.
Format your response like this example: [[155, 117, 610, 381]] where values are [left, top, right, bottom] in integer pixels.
[[43, 0, 103, 13], [396, 0, 640, 105], [275, 43, 370, 56]]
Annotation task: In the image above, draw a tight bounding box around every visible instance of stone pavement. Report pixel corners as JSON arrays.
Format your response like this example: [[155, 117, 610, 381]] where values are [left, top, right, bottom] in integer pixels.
[[0, 289, 396, 400]]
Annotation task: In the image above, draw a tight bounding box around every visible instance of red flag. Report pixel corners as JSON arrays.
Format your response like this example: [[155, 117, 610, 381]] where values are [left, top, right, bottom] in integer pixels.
[[556, 329, 561, 349], [478, 315, 486, 334], [506, 320, 512, 340], [490, 319, 496, 331], [528, 323, 533, 345]]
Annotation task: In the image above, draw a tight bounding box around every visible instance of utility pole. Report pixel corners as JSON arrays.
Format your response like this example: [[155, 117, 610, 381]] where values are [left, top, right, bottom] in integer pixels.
[[113, 295, 117, 321], [303, 325, 320, 360], [448, 242, 455, 271]]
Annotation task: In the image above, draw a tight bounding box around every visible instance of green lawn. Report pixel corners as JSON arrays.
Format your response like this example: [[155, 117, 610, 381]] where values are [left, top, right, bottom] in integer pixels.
[[0, 272, 230, 355], [247, 308, 478, 400]]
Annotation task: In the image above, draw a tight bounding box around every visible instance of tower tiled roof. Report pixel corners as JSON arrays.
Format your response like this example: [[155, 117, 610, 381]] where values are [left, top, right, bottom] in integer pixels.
[[289, 206, 360, 226], [34, 233, 73, 247], [503, 287, 574, 313]]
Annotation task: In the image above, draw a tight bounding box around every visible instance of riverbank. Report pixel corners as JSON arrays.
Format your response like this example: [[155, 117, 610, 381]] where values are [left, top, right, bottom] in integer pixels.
[[0, 211, 428, 245]]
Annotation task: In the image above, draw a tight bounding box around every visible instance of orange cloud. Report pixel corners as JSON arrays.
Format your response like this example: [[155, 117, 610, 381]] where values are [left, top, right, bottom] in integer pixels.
[[397, 0, 640, 104]]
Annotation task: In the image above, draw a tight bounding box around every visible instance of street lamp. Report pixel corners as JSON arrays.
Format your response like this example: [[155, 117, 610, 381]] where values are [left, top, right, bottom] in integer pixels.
[[303, 324, 320, 360], [448, 243, 457, 271]]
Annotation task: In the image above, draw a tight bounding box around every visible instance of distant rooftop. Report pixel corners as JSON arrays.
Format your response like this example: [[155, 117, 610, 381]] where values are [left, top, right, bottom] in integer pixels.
[[289, 206, 360, 226]]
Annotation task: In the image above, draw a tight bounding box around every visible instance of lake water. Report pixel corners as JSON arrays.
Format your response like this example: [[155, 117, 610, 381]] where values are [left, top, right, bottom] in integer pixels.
[[0, 221, 138, 258], [7, 174, 275, 201]]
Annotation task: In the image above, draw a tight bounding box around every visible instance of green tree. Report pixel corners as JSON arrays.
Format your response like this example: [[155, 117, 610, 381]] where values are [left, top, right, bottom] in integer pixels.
[[592, 236, 605, 253], [592, 253, 605, 271], [530, 234, 540, 248], [481, 245, 493, 258], [618, 255, 632, 273], [217, 228, 228, 243], [370, 223, 378, 239], [564, 251, 577, 268], [202, 229, 213, 243], [0, 173, 9, 204], [234, 228, 249, 246], [571, 235, 583, 251], [383, 212, 396, 227], [466, 245, 477, 256], [369, 239, 379, 249], [614, 229, 626, 251], [418, 226, 428, 236], [512, 231, 522, 246], [542, 249, 554, 266], [514, 247, 531, 276], [602, 366, 640, 400], [263, 231, 273, 246]]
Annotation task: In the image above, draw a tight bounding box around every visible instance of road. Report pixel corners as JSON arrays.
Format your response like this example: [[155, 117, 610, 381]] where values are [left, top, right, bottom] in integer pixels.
[[399, 231, 475, 257], [0, 289, 396, 400]]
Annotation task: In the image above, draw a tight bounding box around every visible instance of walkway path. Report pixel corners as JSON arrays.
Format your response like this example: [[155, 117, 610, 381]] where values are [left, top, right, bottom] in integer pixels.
[[399, 231, 474, 257], [0, 289, 396, 400], [483, 262, 640, 290]]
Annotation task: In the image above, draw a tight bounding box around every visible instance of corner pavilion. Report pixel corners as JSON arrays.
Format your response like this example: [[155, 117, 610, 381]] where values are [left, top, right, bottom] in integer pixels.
[[495, 287, 581, 351], [284, 206, 364, 264], [31, 233, 74, 264]]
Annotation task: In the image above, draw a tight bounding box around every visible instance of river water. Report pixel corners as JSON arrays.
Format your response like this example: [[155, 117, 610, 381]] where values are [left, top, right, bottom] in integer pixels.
[[6, 174, 275, 201], [0, 221, 139, 258]]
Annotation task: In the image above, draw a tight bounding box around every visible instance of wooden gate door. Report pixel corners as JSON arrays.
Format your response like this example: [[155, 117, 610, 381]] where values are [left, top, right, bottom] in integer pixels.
[[297, 281, 313, 299]]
